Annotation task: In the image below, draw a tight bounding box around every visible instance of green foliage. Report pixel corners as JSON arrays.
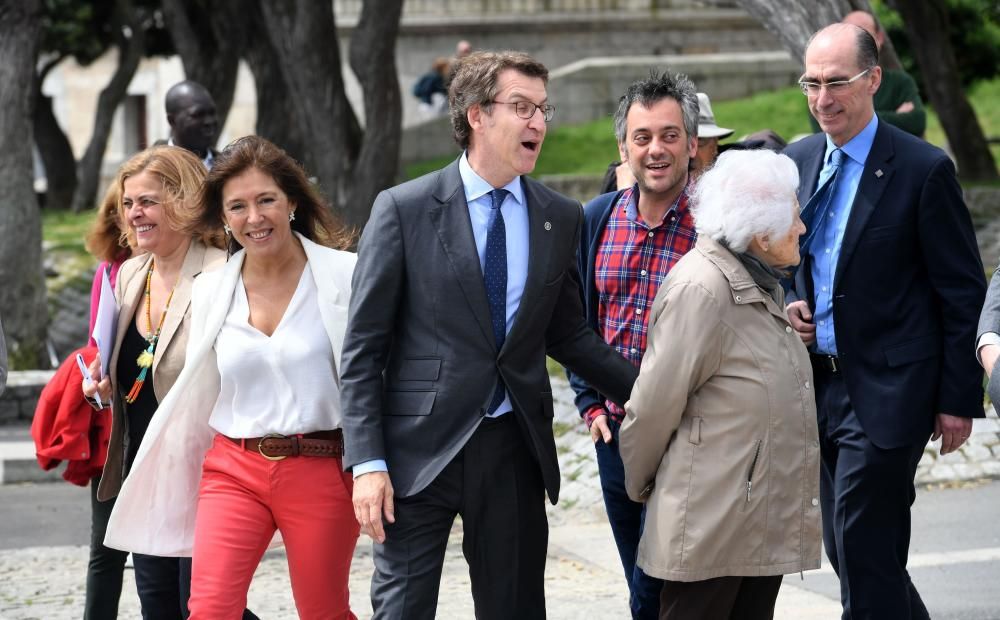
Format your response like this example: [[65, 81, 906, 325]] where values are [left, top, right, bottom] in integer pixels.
[[40, 0, 113, 65], [873, 0, 1000, 89]]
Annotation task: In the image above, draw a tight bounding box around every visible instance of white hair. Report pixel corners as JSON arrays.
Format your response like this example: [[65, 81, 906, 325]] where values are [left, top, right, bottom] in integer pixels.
[[691, 149, 800, 253]]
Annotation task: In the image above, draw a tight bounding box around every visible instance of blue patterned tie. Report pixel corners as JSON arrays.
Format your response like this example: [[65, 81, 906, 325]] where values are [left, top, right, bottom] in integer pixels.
[[800, 148, 845, 251], [484, 188, 509, 414]]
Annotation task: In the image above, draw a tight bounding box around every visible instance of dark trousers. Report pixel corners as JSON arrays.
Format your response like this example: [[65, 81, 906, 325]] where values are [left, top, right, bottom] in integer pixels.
[[659, 575, 782, 620], [814, 366, 929, 620], [132, 554, 192, 620], [132, 554, 262, 620], [85, 475, 128, 620], [595, 418, 663, 619], [370, 413, 548, 620]]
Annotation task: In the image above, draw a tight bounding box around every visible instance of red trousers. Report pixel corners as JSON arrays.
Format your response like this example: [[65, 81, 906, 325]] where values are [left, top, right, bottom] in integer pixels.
[[188, 434, 359, 620]]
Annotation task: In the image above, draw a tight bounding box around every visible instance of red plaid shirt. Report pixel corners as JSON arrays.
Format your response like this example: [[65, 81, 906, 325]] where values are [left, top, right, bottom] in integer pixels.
[[586, 183, 697, 426]]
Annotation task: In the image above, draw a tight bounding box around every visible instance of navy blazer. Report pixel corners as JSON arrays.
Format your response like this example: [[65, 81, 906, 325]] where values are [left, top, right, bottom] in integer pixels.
[[784, 119, 986, 449], [566, 189, 625, 417]]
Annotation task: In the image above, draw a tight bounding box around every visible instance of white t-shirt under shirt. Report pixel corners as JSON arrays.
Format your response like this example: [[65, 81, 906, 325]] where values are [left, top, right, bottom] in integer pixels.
[[209, 262, 342, 437]]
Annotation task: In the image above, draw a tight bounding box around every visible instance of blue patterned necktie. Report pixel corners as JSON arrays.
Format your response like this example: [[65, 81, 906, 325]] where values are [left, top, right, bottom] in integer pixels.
[[800, 148, 845, 251], [484, 188, 510, 414]]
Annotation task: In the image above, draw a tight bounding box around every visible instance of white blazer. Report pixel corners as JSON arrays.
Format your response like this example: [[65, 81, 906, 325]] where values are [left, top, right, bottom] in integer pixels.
[[104, 234, 356, 556]]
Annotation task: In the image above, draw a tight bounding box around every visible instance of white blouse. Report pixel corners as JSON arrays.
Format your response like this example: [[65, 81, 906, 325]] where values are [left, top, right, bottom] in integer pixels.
[[209, 262, 341, 437]]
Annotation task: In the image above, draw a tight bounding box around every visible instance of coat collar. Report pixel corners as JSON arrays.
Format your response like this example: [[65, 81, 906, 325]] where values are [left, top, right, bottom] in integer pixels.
[[696, 236, 788, 322]]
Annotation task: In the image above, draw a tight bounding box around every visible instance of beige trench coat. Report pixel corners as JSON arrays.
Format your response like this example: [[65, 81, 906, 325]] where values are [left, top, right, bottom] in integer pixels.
[[620, 236, 821, 582]]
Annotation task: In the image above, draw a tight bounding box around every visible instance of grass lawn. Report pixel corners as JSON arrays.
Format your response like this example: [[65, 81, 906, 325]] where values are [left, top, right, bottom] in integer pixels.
[[42, 209, 100, 291], [405, 78, 1000, 181]]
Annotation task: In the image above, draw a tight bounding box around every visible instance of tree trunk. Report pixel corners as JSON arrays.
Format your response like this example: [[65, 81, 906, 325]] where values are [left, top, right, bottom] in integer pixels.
[[737, 0, 898, 66], [160, 0, 239, 125], [737, 0, 850, 63], [241, 1, 309, 167], [345, 0, 404, 231], [71, 0, 146, 213], [258, 0, 363, 223], [33, 57, 77, 210], [0, 0, 48, 367], [888, 0, 998, 181]]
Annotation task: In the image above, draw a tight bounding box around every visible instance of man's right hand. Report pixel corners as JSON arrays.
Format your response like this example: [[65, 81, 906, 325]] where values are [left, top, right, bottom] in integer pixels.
[[590, 413, 613, 444], [353, 471, 395, 544], [786, 300, 816, 345]]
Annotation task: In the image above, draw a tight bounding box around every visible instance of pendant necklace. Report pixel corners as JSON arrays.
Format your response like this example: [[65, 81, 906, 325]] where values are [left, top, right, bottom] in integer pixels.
[[125, 260, 176, 403]]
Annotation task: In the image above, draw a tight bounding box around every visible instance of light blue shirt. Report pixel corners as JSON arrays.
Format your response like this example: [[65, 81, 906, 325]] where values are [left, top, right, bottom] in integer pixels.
[[809, 114, 878, 355], [353, 153, 530, 477], [459, 151, 529, 417]]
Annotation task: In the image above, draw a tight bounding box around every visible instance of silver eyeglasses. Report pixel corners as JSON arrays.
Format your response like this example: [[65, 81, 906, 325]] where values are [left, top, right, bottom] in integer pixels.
[[798, 67, 873, 96], [491, 100, 556, 122]]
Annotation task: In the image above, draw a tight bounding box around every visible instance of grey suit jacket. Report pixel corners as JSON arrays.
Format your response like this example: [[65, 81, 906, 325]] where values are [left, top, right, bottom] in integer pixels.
[[978, 267, 1000, 408], [340, 159, 638, 502]]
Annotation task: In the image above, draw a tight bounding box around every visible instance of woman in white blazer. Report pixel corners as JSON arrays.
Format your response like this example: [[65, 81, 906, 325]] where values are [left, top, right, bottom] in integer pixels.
[[105, 137, 359, 619]]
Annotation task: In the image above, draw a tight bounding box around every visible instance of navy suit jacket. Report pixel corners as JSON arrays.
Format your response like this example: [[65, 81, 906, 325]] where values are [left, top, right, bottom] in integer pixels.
[[784, 118, 986, 449]]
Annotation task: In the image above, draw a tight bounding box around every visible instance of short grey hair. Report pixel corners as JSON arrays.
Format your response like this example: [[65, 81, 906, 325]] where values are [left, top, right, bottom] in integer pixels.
[[692, 149, 800, 253]]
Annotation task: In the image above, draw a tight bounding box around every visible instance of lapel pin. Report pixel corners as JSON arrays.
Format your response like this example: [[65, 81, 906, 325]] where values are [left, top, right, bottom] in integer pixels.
[[875, 169, 884, 178], [544, 221, 552, 231]]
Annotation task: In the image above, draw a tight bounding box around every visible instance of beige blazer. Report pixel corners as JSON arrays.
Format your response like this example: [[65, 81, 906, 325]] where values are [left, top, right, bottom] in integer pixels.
[[104, 234, 355, 556], [620, 236, 822, 582], [98, 241, 226, 501]]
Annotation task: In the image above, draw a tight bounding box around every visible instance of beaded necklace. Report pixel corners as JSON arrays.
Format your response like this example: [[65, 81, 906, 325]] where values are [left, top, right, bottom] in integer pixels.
[[125, 259, 176, 403]]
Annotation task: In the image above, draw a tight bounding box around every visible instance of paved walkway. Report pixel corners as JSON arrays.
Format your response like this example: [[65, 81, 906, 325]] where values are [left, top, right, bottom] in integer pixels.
[[0, 521, 840, 619]]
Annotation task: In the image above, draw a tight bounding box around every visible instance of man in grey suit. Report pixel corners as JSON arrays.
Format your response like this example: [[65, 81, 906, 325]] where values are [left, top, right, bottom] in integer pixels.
[[340, 51, 638, 619], [977, 271, 1000, 404]]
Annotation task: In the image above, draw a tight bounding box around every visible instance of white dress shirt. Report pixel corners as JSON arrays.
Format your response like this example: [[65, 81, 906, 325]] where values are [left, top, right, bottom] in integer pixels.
[[209, 263, 341, 437]]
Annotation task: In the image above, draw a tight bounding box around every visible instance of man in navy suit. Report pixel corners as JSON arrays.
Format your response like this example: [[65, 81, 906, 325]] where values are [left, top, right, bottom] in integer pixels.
[[784, 23, 985, 619]]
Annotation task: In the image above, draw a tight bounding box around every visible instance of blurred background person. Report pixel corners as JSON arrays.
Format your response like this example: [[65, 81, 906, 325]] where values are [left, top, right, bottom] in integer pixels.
[[161, 80, 221, 169], [689, 92, 733, 181], [105, 136, 359, 619], [413, 57, 451, 118], [81, 145, 234, 620], [620, 149, 821, 620]]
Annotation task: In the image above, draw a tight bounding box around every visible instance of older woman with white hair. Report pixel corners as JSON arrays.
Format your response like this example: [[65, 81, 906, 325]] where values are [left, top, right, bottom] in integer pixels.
[[619, 149, 822, 620]]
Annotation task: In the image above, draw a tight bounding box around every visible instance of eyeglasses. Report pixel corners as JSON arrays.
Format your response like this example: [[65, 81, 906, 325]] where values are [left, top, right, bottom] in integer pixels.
[[798, 67, 872, 96], [490, 100, 555, 122]]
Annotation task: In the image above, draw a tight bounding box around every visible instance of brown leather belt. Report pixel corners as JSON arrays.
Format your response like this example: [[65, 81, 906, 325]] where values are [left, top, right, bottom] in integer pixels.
[[224, 430, 343, 461]]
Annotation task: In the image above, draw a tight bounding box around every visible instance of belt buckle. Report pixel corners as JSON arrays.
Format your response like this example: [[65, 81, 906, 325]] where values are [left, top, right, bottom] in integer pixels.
[[258, 433, 288, 461]]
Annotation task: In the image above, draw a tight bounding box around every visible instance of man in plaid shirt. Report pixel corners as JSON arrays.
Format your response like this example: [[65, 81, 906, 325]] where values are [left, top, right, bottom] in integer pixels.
[[567, 72, 700, 619]]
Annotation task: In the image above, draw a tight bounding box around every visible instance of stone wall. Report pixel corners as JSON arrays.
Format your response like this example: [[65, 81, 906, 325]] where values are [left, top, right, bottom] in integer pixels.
[[400, 50, 800, 167], [0, 371, 55, 426]]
